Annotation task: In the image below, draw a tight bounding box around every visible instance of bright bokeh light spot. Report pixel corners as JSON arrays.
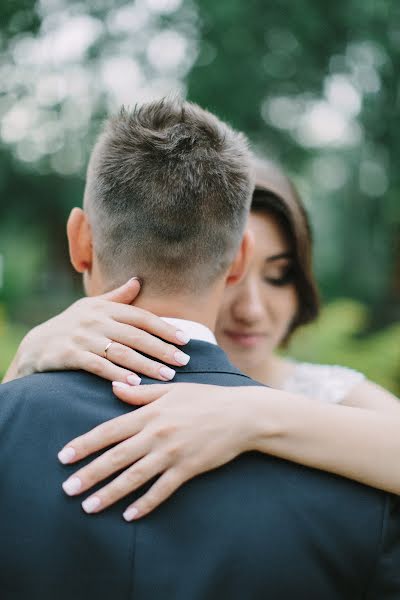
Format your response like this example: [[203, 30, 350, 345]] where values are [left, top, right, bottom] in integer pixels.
[[311, 155, 349, 191], [16, 139, 44, 163], [325, 75, 361, 117], [145, 0, 182, 14], [353, 65, 381, 94], [106, 3, 150, 34], [13, 15, 103, 65], [359, 161, 388, 197], [0, 1, 198, 172], [132, 79, 187, 105], [296, 101, 362, 147], [346, 40, 387, 68], [262, 96, 303, 130], [147, 30, 188, 71], [1, 102, 38, 143], [101, 57, 143, 107], [35, 73, 67, 106]]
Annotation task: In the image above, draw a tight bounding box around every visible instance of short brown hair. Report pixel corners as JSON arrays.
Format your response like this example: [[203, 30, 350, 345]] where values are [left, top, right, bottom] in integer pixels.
[[84, 97, 254, 294], [252, 160, 320, 342]]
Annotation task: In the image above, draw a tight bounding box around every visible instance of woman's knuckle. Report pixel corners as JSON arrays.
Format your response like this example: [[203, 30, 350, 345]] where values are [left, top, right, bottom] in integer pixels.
[[126, 467, 143, 484], [141, 494, 154, 512], [161, 344, 175, 362], [112, 344, 128, 362], [87, 356, 103, 375], [60, 344, 76, 365], [109, 447, 126, 469], [154, 425, 169, 439], [167, 444, 181, 461], [71, 329, 87, 347]]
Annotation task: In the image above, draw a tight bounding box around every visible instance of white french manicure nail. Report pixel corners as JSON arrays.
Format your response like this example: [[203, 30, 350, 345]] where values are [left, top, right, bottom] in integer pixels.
[[82, 496, 101, 514], [176, 330, 190, 344], [58, 447, 76, 464], [123, 507, 139, 521], [174, 350, 190, 366], [62, 477, 82, 496], [159, 366, 176, 380], [127, 375, 142, 386], [112, 381, 131, 389]]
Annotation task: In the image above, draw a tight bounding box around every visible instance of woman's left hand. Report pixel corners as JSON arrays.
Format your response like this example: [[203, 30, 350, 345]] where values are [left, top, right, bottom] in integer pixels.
[[58, 383, 258, 520]]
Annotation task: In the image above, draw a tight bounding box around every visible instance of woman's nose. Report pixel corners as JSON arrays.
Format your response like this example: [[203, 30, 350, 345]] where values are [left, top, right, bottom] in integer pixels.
[[231, 282, 265, 324]]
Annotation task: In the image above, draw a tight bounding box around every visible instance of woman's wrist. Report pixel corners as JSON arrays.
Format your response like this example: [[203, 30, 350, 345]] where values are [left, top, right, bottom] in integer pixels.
[[233, 387, 287, 454], [2, 330, 35, 383]]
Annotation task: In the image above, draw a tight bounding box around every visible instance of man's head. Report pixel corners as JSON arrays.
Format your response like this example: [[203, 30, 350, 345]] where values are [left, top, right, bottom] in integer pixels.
[[67, 97, 254, 302]]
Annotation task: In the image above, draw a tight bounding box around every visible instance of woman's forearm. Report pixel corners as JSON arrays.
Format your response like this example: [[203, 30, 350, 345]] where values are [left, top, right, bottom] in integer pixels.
[[2, 329, 38, 383], [2, 356, 20, 383], [247, 388, 400, 494]]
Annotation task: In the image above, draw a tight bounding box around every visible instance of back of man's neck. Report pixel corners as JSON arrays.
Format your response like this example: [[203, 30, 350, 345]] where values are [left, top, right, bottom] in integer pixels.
[[132, 293, 219, 332]]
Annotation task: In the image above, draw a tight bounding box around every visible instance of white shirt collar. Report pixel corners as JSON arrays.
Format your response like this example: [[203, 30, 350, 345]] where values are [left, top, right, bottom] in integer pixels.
[[161, 318, 217, 345]]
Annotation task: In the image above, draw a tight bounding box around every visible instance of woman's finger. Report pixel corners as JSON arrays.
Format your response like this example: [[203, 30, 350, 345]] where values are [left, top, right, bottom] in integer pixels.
[[105, 321, 191, 369], [100, 277, 142, 304], [58, 408, 151, 464], [78, 351, 140, 384], [110, 304, 191, 346], [100, 341, 178, 381], [123, 468, 184, 520], [61, 432, 150, 495], [79, 454, 167, 514], [112, 383, 175, 406]]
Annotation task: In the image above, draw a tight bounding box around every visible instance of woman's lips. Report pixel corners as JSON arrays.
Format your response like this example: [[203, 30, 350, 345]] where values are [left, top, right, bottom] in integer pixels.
[[224, 330, 267, 348]]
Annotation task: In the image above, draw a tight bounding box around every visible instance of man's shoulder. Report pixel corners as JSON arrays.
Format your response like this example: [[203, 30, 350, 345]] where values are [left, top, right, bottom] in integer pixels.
[[1, 370, 102, 401], [0, 370, 114, 424]]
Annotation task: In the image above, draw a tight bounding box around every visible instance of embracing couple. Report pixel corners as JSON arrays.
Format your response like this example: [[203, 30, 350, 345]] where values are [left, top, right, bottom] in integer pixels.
[[1, 98, 400, 599]]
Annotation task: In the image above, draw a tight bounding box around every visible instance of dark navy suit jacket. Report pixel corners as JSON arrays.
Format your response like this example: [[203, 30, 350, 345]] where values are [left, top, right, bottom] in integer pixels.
[[1, 340, 399, 599]]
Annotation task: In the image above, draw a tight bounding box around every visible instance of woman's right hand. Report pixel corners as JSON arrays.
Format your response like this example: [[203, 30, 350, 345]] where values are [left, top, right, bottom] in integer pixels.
[[4, 278, 191, 384]]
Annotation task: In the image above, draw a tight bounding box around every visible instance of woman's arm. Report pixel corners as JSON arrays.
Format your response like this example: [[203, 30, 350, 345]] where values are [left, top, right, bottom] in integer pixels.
[[249, 383, 400, 491], [2, 278, 191, 384], [340, 379, 400, 414], [57, 380, 400, 521]]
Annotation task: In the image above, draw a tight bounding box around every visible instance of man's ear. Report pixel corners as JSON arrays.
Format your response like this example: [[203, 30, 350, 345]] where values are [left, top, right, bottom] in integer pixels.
[[225, 228, 254, 287], [66, 208, 93, 274]]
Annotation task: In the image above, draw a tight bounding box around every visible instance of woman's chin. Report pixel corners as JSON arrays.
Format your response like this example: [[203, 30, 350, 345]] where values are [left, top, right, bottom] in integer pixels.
[[221, 339, 270, 374]]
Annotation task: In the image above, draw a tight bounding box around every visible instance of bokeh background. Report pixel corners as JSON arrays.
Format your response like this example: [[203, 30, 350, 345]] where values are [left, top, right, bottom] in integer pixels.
[[0, 0, 399, 392]]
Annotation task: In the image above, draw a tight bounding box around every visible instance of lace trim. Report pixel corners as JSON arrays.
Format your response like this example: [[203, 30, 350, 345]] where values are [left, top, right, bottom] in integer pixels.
[[281, 362, 365, 404]]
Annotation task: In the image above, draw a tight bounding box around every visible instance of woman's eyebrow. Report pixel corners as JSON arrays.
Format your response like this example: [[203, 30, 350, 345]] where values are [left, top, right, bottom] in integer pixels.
[[266, 252, 293, 262]]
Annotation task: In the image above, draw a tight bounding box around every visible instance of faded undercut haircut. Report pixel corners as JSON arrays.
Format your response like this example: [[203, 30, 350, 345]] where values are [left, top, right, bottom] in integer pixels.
[[84, 97, 254, 294]]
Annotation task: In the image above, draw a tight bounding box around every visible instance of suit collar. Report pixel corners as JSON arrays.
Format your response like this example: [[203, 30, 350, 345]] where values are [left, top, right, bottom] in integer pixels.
[[161, 318, 217, 345], [175, 339, 251, 378]]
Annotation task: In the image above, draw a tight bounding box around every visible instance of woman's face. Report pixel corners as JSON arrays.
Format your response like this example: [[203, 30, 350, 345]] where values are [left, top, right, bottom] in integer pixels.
[[216, 210, 298, 371]]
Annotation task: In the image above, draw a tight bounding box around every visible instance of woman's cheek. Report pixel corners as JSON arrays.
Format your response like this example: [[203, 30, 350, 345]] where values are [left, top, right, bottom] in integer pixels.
[[274, 286, 298, 331]]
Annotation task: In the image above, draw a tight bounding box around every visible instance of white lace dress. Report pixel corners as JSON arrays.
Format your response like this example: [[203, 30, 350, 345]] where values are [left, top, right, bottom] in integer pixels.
[[281, 362, 366, 404]]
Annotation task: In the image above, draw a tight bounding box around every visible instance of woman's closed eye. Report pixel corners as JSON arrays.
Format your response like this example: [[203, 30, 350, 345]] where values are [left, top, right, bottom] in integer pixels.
[[264, 266, 295, 287]]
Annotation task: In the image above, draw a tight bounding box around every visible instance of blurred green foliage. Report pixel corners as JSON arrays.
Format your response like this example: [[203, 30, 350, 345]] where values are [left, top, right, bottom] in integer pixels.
[[289, 300, 400, 394]]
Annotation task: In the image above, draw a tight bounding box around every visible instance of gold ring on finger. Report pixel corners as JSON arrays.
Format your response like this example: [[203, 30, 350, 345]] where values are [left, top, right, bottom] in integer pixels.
[[104, 341, 113, 359]]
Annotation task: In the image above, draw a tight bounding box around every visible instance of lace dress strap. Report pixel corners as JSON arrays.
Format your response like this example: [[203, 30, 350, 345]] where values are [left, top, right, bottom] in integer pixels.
[[281, 362, 366, 404]]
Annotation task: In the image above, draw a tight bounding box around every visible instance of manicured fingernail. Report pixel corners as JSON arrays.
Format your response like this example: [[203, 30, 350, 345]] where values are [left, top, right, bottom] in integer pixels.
[[174, 350, 190, 366], [176, 330, 190, 344], [123, 507, 139, 521], [159, 366, 176, 380], [112, 381, 131, 389], [62, 476, 82, 496], [127, 374, 142, 386], [82, 496, 101, 514], [129, 276, 143, 285], [58, 447, 76, 464]]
